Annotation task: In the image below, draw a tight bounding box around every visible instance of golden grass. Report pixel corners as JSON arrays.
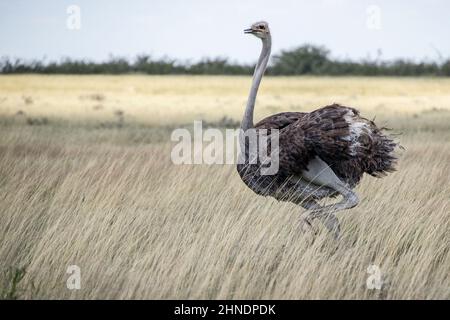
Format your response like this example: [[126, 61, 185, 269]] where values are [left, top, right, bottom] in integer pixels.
[[1, 75, 450, 125], [0, 75, 449, 299]]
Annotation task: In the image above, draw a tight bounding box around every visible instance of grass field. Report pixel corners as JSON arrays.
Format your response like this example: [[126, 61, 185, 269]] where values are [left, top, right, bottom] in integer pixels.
[[0, 75, 449, 299]]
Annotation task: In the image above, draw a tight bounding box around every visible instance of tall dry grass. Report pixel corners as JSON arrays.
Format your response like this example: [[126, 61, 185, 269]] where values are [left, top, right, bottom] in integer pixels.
[[0, 75, 449, 299]]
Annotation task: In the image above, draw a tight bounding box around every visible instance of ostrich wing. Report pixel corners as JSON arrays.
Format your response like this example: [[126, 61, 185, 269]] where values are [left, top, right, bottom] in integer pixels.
[[253, 105, 354, 177], [255, 112, 306, 130], [259, 104, 397, 186]]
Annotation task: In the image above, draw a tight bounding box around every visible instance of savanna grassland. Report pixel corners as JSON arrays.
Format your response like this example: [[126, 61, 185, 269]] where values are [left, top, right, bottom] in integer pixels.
[[0, 75, 449, 299]]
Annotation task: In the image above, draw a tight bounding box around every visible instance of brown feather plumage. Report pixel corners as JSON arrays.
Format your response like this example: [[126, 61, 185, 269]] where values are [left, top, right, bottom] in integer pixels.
[[238, 104, 399, 197]]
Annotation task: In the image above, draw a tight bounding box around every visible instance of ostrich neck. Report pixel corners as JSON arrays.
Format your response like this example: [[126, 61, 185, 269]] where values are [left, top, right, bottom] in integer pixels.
[[241, 36, 272, 131]]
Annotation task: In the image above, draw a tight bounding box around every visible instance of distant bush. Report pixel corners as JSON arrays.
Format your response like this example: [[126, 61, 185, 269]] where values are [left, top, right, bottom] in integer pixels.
[[1, 45, 448, 76], [441, 60, 450, 76], [270, 45, 330, 75], [269, 44, 445, 76], [187, 58, 253, 75]]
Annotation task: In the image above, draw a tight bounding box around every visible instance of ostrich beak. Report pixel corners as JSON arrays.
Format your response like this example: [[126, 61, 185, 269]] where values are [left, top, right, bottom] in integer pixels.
[[244, 28, 254, 34]]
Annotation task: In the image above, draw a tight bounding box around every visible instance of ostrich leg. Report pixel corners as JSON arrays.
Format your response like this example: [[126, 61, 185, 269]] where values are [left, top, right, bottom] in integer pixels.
[[298, 199, 341, 239], [299, 157, 360, 238], [298, 199, 320, 234]]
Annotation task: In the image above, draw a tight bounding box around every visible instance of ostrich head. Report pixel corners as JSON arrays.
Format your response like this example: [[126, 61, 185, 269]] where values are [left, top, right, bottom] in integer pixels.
[[244, 21, 270, 39]]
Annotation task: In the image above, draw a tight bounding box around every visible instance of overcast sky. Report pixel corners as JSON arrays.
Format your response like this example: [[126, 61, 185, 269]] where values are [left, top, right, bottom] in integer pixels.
[[1, 0, 449, 63]]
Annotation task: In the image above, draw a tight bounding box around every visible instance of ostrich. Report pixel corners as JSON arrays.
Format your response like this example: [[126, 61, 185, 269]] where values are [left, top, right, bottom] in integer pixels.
[[237, 21, 399, 238]]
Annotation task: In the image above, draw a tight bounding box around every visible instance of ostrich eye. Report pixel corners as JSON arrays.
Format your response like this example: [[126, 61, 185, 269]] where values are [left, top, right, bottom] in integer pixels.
[[259, 25, 265, 29]]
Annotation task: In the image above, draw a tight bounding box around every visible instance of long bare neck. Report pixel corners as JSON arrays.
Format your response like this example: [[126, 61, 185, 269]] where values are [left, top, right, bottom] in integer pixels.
[[241, 35, 272, 131]]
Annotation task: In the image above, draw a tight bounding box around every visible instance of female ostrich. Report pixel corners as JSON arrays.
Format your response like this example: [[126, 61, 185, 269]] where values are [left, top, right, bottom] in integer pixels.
[[237, 21, 399, 237]]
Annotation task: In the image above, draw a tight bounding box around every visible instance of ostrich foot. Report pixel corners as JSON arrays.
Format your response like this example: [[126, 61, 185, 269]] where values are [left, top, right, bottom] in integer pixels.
[[311, 209, 341, 239], [299, 212, 318, 235]]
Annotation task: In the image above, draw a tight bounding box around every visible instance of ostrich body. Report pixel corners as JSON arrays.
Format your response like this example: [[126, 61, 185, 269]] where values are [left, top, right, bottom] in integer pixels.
[[237, 21, 399, 237]]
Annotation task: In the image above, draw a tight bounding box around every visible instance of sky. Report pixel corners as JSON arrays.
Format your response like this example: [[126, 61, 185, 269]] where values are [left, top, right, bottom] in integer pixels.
[[1, 0, 449, 64]]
